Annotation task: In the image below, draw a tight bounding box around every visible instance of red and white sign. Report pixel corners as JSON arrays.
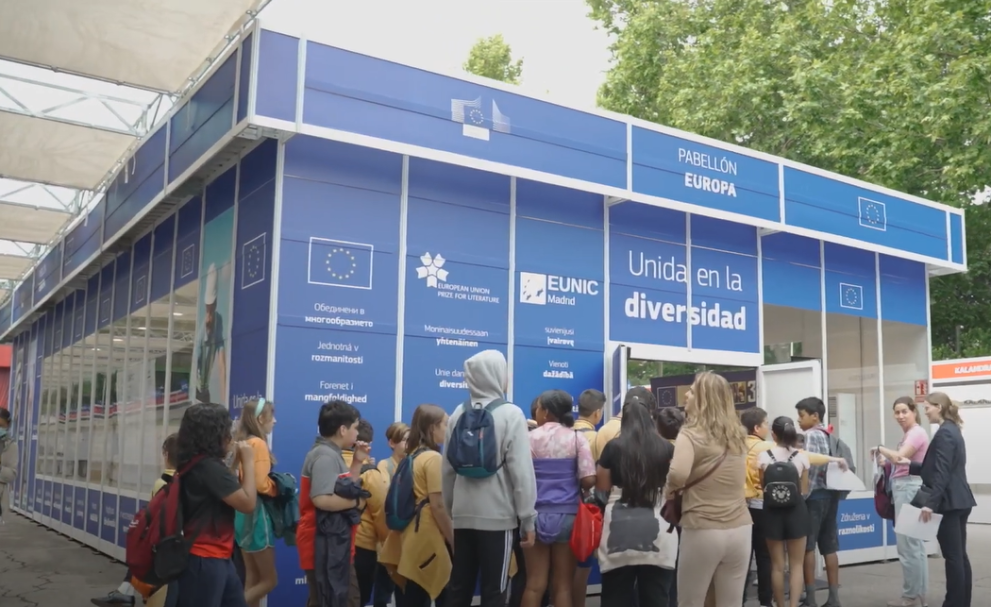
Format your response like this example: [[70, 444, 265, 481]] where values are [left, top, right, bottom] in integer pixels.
[[914, 379, 928, 403]]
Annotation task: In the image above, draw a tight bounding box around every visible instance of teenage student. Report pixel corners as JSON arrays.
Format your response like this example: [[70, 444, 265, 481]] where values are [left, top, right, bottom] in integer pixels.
[[442, 350, 537, 607], [875, 397, 930, 607], [380, 404, 453, 607], [523, 390, 596, 607], [572, 389, 605, 607], [596, 393, 676, 607], [757, 417, 810, 607], [234, 399, 279, 607], [354, 420, 390, 607], [894, 393, 975, 607], [795, 397, 842, 607], [372, 422, 408, 607], [665, 372, 751, 607], [297, 401, 370, 607], [172, 402, 258, 607], [90, 434, 179, 607]]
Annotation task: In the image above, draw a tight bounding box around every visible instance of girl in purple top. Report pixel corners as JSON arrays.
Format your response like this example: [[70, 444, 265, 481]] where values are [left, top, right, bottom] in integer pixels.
[[875, 396, 930, 607]]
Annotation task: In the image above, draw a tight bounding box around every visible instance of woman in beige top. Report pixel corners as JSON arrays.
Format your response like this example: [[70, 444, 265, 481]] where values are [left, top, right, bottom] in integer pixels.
[[665, 371, 751, 607]]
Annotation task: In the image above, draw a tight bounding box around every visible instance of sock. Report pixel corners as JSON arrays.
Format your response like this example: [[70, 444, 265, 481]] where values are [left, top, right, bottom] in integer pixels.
[[827, 584, 840, 605], [117, 582, 135, 597], [805, 585, 818, 606]]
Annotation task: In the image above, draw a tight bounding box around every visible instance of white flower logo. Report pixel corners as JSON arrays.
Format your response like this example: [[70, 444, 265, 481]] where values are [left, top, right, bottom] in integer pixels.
[[416, 252, 449, 288]]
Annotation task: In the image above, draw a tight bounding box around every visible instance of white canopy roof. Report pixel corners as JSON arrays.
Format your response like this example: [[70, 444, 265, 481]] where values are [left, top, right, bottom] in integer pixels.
[[0, 0, 268, 284]]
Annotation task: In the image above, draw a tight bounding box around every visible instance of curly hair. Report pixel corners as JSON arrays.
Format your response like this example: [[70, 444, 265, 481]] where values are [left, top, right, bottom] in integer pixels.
[[177, 403, 232, 467]]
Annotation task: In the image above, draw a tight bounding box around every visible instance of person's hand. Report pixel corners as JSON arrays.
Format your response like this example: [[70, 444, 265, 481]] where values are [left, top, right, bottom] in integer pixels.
[[520, 529, 536, 549], [236, 441, 255, 462], [353, 441, 371, 463], [833, 458, 849, 471], [919, 507, 933, 523], [894, 456, 911, 466]]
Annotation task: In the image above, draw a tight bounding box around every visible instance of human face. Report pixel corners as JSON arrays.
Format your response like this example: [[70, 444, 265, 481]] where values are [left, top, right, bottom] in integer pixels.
[[391, 431, 409, 459], [684, 386, 696, 416], [260, 411, 277, 435], [341, 420, 360, 446], [431, 415, 449, 446], [923, 401, 942, 424], [755, 417, 770, 440], [893, 403, 916, 430], [796, 409, 818, 431]]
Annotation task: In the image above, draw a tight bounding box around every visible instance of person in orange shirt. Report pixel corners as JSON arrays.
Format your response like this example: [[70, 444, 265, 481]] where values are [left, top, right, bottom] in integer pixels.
[[353, 420, 390, 607], [234, 398, 280, 607]]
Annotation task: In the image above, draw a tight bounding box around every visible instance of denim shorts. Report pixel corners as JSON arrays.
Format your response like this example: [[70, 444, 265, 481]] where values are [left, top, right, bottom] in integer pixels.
[[805, 494, 839, 555]]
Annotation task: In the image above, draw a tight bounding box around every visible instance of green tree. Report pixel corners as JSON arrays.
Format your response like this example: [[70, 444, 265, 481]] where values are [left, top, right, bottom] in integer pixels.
[[588, 0, 991, 358], [463, 34, 524, 84]]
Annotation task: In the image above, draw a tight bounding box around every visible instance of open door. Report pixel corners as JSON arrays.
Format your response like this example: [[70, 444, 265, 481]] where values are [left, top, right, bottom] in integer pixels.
[[757, 360, 823, 422], [609, 344, 629, 417]]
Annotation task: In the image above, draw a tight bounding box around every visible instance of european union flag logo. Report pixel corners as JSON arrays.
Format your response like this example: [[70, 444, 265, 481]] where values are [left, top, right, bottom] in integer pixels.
[[241, 233, 267, 290], [839, 282, 863, 311], [657, 387, 677, 408], [858, 197, 886, 231], [180, 244, 196, 278], [133, 275, 146, 305], [307, 237, 374, 290]]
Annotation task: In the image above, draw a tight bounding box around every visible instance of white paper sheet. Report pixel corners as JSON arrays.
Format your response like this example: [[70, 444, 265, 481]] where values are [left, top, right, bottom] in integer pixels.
[[894, 503, 943, 542], [825, 462, 866, 491]]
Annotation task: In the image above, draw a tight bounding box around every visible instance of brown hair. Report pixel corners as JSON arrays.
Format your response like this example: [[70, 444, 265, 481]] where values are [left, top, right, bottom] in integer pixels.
[[235, 398, 277, 463], [892, 396, 920, 423], [407, 404, 447, 453], [926, 392, 963, 426], [385, 422, 409, 444], [685, 371, 747, 454], [161, 433, 179, 468]]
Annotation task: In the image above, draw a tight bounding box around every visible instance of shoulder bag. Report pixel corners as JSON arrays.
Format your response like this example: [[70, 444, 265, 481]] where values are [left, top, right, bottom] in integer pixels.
[[661, 448, 728, 529]]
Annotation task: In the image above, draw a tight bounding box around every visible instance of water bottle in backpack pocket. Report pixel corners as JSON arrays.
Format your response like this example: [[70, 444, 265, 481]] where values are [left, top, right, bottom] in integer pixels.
[[762, 450, 802, 509], [446, 398, 507, 479], [385, 450, 428, 531]]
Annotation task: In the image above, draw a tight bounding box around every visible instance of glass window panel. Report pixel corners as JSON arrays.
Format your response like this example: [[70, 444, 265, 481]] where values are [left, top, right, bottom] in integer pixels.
[[78, 331, 96, 484], [141, 295, 173, 496], [121, 306, 150, 494], [107, 319, 128, 489], [881, 320, 930, 450], [826, 313, 880, 484], [167, 281, 199, 437], [88, 324, 111, 486]]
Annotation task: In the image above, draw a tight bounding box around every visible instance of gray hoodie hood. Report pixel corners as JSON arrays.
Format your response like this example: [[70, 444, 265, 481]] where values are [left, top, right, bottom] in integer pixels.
[[464, 349, 507, 406]]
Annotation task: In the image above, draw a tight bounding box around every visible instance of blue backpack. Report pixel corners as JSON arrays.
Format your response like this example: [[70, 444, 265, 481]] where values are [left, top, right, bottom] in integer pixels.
[[446, 398, 508, 479], [385, 449, 428, 531]]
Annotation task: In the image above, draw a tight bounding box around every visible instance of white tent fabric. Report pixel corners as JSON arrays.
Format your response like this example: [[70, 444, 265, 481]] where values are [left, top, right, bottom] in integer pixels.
[[0, 0, 266, 286]]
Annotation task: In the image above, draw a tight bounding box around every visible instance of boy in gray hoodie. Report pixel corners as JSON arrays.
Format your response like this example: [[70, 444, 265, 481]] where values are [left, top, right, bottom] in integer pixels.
[[442, 349, 537, 607]]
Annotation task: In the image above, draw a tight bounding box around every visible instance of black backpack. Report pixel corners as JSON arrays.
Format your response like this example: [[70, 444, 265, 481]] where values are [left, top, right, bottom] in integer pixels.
[[763, 450, 801, 509]]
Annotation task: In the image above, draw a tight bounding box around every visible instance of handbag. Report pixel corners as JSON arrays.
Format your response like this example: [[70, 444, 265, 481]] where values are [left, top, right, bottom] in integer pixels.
[[569, 432, 602, 560], [873, 460, 896, 521], [661, 448, 728, 529]]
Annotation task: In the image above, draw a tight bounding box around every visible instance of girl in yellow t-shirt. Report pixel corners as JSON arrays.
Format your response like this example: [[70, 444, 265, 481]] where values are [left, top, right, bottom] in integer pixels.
[[380, 405, 453, 607], [377, 422, 410, 482]]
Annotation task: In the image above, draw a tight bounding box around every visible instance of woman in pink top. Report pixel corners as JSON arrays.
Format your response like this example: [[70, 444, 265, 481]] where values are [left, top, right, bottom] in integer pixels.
[[523, 390, 597, 607], [876, 396, 930, 607]]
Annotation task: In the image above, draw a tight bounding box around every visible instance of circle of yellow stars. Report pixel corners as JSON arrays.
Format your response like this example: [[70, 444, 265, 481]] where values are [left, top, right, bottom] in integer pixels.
[[246, 243, 262, 280], [327, 247, 356, 281]]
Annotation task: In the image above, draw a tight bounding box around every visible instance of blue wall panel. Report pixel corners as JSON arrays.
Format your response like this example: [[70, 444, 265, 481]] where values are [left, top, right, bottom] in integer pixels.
[[98, 262, 116, 329], [300, 42, 627, 189], [173, 197, 203, 290], [34, 242, 62, 302], [12, 273, 34, 324], [63, 199, 105, 277], [130, 234, 152, 313], [85, 274, 99, 337], [256, 30, 297, 122], [879, 255, 927, 326], [762, 233, 821, 311], [784, 167, 948, 260], [237, 34, 254, 124], [823, 243, 876, 319], [112, 252, 132, 323], [169, 54, 236, 183], [632, 128, 780, 222], [151, 216, 176, 302], [950, 212, 964, 265], [105, 126, 168, 243], [0, 300, 10, 336]]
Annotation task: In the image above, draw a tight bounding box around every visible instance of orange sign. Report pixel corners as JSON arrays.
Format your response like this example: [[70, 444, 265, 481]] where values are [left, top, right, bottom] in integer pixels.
[[932, 358, 991, 381], [914, 379, 928, 403]]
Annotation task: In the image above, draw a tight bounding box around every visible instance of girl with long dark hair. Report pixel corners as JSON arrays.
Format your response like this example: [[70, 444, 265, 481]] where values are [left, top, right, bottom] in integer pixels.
[[596, 387, 677, 607], [522, 390, 596, 607], [757, 416, 810, 607]]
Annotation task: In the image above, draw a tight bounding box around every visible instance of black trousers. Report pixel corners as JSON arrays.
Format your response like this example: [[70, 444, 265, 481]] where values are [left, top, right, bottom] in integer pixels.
[[601, 565, 673, 607], [401, 580, 446, 607], [937, 508, 972, 607], [445, 528, 514, 607], [355, 547, 378, 606], [373, 562, 397, 607], [745, 507, 772, 606]]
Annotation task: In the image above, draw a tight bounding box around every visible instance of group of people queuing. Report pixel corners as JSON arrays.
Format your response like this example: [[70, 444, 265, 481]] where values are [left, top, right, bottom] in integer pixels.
[[76, 346, 973, 607]]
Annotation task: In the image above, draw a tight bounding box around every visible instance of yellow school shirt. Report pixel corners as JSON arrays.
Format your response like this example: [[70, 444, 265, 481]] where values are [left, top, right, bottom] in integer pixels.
[[380, 450, 451, 599], [744, 435, 834, 500], [592, 417, 622, 461], [355, 466, 389, 552], [377, 456, 400, 482], [574, 419, 597, 454], [151, 469, 175, 499]]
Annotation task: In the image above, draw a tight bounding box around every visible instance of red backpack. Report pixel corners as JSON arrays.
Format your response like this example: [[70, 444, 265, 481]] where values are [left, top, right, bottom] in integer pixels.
[[874, 461, 895, 520], [126, 455, 205, 589]]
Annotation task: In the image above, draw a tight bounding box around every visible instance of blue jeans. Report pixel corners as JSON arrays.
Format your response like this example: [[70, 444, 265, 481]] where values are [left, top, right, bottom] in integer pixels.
[[165, 555, 247, 607], [892, 476, 928, 600]]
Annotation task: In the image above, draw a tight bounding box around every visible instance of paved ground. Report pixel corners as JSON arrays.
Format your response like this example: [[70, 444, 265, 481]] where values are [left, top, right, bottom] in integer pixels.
[[2, 512, 990, 607]]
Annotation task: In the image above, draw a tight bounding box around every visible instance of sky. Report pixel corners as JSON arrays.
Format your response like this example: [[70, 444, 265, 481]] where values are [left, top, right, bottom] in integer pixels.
[[260, 0, 614, 108]]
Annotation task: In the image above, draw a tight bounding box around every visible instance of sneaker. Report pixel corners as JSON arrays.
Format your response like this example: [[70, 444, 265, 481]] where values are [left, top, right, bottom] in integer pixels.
[[90, 592, 135, 607], [887, 600, 922, 607]]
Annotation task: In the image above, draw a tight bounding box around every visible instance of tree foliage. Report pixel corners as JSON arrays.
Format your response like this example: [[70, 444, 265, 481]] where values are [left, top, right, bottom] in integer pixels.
[[463, 34, 524, 84], [588, 0, 991, 358]]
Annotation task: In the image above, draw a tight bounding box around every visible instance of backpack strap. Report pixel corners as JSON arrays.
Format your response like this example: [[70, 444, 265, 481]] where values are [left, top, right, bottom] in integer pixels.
[[787, 449, 800, 463], [484, 397, 508, 411], [767, 450, 778, 463]]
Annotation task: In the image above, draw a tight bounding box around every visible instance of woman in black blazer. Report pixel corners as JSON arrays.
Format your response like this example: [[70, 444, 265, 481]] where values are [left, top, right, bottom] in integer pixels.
[[897, 392, 976, 607]]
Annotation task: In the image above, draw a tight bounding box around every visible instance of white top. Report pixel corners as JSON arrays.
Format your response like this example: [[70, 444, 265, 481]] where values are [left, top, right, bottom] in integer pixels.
[[758, 447, 811, 477]]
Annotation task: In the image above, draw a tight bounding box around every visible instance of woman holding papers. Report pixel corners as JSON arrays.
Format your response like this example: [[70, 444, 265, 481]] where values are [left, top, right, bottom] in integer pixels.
[[894, 393, 975, 607], [875, 397, 931, 607]]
